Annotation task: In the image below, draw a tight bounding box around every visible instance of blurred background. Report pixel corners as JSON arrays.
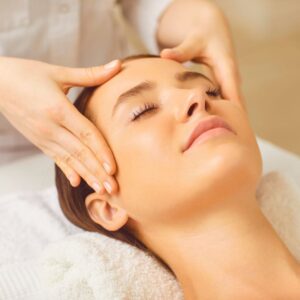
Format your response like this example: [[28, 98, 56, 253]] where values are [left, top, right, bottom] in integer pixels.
[[117, 0, 300, 156]]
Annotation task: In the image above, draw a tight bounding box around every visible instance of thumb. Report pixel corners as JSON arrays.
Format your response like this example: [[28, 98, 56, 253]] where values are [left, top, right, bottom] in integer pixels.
[[212, 55, 247, 112], [55, 59, 121, 88], [160, 34, 204, 63]]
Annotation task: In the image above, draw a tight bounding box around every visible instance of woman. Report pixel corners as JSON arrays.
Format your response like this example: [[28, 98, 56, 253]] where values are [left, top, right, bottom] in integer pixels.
[[0, 0, 242, 196], [55, 54, 300, 299]]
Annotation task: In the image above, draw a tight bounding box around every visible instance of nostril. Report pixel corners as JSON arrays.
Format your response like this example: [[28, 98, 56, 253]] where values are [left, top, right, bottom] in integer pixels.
[[205, 100, 209, 111], [187, 103, 198, 116]]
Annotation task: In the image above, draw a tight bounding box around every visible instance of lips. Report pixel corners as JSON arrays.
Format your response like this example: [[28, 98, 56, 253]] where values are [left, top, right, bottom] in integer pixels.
[[183, 116, 235, 152]]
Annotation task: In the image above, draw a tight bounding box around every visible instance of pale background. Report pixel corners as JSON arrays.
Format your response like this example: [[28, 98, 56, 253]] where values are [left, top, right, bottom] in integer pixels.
[[117, 0, 300, 156]]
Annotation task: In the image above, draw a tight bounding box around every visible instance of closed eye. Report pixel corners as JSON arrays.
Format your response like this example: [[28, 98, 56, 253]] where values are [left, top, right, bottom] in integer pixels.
[[206, 87, 221, 97], [130, 87, 221, 122], [131, 102, 159, 122]]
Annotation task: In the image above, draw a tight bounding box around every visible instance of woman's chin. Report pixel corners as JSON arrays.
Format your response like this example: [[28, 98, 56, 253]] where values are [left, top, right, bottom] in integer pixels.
[[186, 141, 262, 198]]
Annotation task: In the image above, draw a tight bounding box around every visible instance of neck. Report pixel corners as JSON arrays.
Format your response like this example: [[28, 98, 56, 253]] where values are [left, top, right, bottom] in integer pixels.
[[147, 193, 300, 299]]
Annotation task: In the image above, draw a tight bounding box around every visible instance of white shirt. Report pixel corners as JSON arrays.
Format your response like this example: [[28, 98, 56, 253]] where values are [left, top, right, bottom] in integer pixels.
[[0, 0, 172, 164]]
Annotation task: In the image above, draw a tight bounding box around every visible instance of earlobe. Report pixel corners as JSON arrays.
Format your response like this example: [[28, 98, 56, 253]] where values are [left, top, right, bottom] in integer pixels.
[[85, 192, 128, 232]]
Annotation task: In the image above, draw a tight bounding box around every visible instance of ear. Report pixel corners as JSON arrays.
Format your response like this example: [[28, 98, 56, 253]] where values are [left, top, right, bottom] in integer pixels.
[[85, 192, 129, 232]]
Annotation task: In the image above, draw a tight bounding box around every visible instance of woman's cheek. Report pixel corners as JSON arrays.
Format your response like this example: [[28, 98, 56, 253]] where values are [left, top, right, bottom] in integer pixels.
[[121, 131, 165, 178], [112, 130, 170, 212]]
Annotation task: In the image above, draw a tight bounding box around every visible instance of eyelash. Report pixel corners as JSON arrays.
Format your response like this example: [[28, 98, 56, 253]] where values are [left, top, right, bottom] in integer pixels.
[[130, 87, 221, 122], [206, 87, 221, 97], [131, 103, 158, 121]]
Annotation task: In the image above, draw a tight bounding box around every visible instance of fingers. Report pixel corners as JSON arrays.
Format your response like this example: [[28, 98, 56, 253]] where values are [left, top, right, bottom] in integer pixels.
[[52, 144, 105, 194], [47, 129, 118, 195], [55, 124, 118, 194], [210, 53, 247, 111], [54, 159, 81, 187], [55, 59, 122, 88], [160, 33, 203, 63], [42, 89, 118, 195], [61, 102, 117, 177], [162, 36, 246, 111]]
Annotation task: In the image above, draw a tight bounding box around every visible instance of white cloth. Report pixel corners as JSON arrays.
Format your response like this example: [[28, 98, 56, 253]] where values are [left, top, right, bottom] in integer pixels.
[[0, 0, 172, 66], [0, 0, 173, 165], [1, 170, 300, 299]]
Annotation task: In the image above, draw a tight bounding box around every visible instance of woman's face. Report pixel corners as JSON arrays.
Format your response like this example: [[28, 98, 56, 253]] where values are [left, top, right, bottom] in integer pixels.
[[86, 57, 262, 233]]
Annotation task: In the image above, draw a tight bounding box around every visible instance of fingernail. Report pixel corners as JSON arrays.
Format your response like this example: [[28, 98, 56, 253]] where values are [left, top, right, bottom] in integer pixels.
[[170, 49, 180, 56], [103, 162, 111, 174], [164, 48, 177, 54], [92, 182, 102, 194], [103, 181, 112, 194], [104, 59, 119, 70]]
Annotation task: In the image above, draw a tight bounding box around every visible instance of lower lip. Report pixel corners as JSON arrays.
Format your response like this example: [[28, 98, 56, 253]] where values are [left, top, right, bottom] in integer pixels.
[[186, 127, 235, 151]]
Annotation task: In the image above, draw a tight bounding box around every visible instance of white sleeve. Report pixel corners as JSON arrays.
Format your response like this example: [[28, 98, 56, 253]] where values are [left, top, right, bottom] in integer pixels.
[[121, 0, 173, 54]]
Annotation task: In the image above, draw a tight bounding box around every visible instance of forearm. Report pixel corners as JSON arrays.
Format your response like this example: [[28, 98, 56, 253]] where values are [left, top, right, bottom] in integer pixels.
[[156, 0, 218, 49]]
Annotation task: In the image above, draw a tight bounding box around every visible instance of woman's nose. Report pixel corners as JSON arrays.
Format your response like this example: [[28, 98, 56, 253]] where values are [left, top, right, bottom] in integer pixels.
[[175, 88, 208, 122]]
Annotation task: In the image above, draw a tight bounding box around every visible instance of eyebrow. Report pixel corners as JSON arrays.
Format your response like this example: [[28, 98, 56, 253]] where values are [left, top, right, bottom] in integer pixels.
[[111, 71, 213, 117]]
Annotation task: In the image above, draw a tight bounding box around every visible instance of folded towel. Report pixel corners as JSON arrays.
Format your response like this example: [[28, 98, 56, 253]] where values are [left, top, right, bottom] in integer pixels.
[[0, 186, 82, 267], [36, 171, 300, 300]]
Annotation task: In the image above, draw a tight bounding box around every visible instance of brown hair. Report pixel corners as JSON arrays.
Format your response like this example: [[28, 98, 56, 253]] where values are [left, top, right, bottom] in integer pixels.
[[54, 54, 174, 275]]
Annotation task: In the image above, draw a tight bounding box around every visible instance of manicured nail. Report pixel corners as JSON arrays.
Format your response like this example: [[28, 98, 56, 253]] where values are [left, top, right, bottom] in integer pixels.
[[92, 182, 102, 194], [103, 162, 111, 174], [103, 181, 112, 194], [104, 59, 119, 70]]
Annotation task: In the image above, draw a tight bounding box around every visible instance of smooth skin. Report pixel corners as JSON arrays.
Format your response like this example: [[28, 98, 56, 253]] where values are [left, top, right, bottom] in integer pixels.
[[0, 0, 242, 195], [83, 57, 300, 299]]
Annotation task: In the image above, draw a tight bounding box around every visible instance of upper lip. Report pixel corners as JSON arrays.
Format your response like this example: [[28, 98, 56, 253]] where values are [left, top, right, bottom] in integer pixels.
[[183, 116, 235, 152]]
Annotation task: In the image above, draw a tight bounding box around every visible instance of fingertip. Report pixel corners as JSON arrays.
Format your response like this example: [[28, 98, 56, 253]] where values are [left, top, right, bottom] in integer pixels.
[[109, 162, 117, 176], [161, 48, 181, 60], [107, 176, 119, 195], [102, 151, 117, 175], [103, 161, 115, 176], [103, 59, 121, 71], [69, 173, 81, 187], [160, 48, 172, 56]]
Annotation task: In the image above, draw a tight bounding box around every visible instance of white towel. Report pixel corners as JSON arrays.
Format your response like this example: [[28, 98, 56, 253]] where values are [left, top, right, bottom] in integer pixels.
[[0, 171, 300, 300], [39, 171, 300, 299]]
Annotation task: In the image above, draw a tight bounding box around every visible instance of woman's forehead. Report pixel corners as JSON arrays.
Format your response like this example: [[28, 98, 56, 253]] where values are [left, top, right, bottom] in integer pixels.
[[93, 58, 186, 103]]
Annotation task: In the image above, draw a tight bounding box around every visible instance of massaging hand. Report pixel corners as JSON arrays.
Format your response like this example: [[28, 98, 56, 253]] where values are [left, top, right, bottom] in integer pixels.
[[0, 57, 121, 194], [160, 0, 245, 110]]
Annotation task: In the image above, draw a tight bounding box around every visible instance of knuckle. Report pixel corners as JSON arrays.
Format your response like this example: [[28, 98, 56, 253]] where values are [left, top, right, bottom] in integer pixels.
[[84, 67, 97, 84], [54, 155, 64, 168], [79, 130, 93, 142], [82, 174, 94, 187], [46, 104, 65, 122], [51, 65, 69, 84], [90, 161, 103, 178], [72, 147, 86, 161], [39, 123, 53, 138], [62, 153, 73, 165]]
